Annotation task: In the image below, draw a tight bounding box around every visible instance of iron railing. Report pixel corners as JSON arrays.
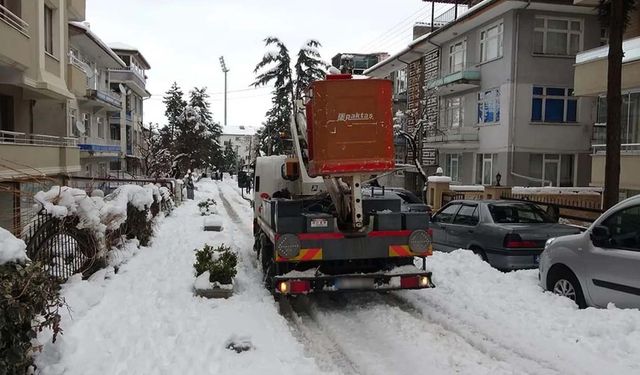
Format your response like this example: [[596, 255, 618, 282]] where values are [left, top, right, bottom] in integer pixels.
[[0, 4, 28, 36], [592, 143, 640, 155], [0, 130, 78, 147]]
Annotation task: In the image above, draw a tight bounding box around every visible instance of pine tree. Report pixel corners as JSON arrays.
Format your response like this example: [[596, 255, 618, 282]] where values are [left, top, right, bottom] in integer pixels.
[[222, 141, 239, 172], [161, 82, 187, 152], [252, 37, 294, 155], [189, 87, 223, 168], [294, 39, 326, 99]]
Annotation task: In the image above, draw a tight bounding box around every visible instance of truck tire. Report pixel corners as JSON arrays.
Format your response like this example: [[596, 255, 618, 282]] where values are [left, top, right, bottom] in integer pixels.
[[259, 234, 276, 292]]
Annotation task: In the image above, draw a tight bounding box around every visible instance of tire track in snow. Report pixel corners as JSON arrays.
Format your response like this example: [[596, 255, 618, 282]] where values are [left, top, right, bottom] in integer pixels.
[[380, 292, 563, 375]]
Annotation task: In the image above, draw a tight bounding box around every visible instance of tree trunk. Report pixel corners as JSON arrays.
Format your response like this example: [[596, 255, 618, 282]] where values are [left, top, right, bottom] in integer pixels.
[[603, 0, 624, 209]]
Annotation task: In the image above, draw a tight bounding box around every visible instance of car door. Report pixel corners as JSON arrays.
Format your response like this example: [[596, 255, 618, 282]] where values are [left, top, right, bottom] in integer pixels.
[[429, 203, 461, 252], [447, 204, 479, 250], [586, 204, 640, 308]]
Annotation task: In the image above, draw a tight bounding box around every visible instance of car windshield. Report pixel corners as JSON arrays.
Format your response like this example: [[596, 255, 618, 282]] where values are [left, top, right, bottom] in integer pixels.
[[488, 203, 553, 224]]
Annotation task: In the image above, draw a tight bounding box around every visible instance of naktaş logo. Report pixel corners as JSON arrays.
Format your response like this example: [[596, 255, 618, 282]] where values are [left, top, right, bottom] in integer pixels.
[[337, 112, 374, 121]]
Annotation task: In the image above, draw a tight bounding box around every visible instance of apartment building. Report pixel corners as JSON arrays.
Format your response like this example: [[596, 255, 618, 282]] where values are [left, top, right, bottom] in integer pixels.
[[220, 126, 257, 169], [68, 21, 125, 178], [0, 0, 85, 233], [108, 43, 151, 177], [366, 0, 601, 188], [573, 1, 640, 198]]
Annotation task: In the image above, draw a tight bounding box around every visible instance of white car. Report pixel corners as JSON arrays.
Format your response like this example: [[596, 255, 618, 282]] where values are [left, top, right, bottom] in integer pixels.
[[539, 195, 640, 308]]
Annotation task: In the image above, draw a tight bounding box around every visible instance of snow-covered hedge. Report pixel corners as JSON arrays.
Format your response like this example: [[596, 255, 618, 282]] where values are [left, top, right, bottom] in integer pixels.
[[34, 184, 174, 259], [0, 228, 64, 375]]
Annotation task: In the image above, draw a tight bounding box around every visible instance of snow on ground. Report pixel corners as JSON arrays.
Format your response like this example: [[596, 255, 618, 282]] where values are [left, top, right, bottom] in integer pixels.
[[34, 178, 640, 375], [35, 178, 326, 375]]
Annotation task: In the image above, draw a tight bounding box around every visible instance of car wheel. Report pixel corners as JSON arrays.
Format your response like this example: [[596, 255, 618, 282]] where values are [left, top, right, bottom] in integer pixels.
[[470, 246, 488, 262], [548, 268, 587, 309]]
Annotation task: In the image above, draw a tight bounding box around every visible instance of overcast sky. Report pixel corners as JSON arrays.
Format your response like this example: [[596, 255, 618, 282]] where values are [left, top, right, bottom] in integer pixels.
[[87, 0, 450, 132]]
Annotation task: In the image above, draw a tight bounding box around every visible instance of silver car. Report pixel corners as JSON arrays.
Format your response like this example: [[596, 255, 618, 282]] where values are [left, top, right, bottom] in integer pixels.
[[540, 195, 640, 308]]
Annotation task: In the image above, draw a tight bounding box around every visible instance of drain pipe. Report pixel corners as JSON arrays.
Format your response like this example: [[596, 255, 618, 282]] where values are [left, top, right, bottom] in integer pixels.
[[509, 0, 533, 186]]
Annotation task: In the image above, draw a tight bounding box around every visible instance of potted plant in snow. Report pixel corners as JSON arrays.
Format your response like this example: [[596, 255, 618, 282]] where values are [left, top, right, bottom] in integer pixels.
[[193, 244, 237, 298], [198, 198, 218, 216]]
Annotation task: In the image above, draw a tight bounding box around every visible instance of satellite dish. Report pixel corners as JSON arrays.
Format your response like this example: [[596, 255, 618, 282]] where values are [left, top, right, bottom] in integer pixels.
[[75, 120, 85, 134]]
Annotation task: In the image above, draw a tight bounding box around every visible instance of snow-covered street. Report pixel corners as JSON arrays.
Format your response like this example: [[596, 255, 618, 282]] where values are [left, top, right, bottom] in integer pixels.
[[35, 178, 640, 375]]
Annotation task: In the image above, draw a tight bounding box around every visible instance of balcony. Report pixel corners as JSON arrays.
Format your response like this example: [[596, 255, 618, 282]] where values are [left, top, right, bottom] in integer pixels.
[[591, 145, 640, 190], [425, 126, 479, 149], [0, 130, 80, 179], [110, 111, 133, 123], [0, 4, 30, 69], [109, 68, 149, 98], [85, 89, 122, 110], [78, 139, 121, 154], [574, 36, 640, 96], [426, 65, 481, 95], [67, 60, 88, 97]]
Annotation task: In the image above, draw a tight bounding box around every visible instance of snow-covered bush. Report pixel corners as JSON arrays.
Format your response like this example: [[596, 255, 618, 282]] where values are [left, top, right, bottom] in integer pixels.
[[193, 244, 237, 285], [0, 228, 64, 375], [197, 198, 217, 216]]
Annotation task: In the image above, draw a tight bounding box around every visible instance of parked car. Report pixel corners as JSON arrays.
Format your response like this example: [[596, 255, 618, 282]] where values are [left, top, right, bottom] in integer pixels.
[[430, 200, 581, 270], [540, 195, 640, 309]]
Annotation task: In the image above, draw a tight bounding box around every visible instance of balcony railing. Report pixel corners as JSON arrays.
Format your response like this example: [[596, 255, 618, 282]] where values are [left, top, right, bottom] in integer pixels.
[[425, 126, 479, 143], [0, 130, 77, 147], [592, 143, 640, 155], [426, 63, 481, 94], [87, 89, 122, 109], [0, 4, 28, 36]]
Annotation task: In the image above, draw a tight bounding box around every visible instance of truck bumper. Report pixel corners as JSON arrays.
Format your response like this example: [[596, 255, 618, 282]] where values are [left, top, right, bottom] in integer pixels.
[[274, 269, 434, 295]]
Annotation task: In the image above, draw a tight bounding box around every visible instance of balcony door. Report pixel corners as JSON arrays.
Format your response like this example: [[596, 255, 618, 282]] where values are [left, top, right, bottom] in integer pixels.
[[0, 94, 14, 132]]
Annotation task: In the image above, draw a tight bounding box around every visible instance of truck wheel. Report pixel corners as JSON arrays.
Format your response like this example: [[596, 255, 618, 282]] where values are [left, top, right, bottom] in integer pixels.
[[259, 234, 276, 291], [547, 267, 587, 309]]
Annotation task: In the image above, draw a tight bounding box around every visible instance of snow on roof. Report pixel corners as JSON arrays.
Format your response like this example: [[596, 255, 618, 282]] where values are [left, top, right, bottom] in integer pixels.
[[69, 21, 126, 68], [576, 36, 640, 65], [427, 175, 452, 183], [109, 42, 151, 69], [222, 125, 258, 136]]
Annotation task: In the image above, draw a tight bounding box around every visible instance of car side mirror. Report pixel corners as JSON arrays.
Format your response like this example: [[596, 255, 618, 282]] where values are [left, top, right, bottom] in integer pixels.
[[591, 225, 611, 247]]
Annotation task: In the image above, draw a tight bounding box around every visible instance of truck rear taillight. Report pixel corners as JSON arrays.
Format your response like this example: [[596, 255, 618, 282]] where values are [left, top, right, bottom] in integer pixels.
[[503, 234, 538, 248], [400, 275, 430, 289], [277, 280, 311, 294]]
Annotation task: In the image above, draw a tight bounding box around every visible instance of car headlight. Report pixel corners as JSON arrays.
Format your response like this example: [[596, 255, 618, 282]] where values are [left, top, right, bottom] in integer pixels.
[[276, 234, 300, 259], [545, 237, 556, 249], [409, 230, 432, 254]]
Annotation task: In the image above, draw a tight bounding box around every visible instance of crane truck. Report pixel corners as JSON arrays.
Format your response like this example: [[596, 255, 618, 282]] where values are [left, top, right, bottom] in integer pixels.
[[252, 74, 434, 296]]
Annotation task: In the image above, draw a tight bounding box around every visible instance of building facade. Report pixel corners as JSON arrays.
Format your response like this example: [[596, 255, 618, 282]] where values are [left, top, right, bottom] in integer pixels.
[[573, 0, 640, 198], [68, 21, 125, 178], [366, 0, 601, 188], [0, 0, 85, 233], [220, 126, 257, 170]]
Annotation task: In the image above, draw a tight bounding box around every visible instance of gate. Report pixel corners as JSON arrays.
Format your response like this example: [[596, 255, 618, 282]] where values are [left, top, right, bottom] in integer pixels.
[[24, 214, 99, 280]]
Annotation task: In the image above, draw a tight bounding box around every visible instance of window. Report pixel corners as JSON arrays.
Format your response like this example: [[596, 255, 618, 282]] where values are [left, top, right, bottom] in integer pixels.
[[488, 203, 553, 224], [445, 96, 464, 128], [110, 124, 120, 140], [0, 94, 13, 131], [528, 153, 575, 187], [533, 17, 583, 56], [595, 92, 640, 145], [446, 154, 460, 182], [449, 39, 466, 73], [82, 113, 91, 137], [602, 205, 640, 250], [480, 21, 503, 62], [394, 69, 407, 95], [531, 86, 577, 123], [44, 5, 53, 55], [453, 205, 479, 226], [476, 153, 495, 185], [433, 203, 461, 223], [477, 88, 500, 124], [97, 117, 104, 138], [70, 109, 79, 137], [109, 160, 121, 171]]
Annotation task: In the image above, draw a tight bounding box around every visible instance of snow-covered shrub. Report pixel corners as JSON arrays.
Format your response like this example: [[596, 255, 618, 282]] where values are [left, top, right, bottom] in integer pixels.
[[193, 244, 237, 285], [0, 228, 64, 375], [197, 198, 217, 216]]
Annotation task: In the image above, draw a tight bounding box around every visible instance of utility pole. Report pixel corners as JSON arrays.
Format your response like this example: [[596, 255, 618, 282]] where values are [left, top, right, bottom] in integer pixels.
[[219, 56, 229, 127]]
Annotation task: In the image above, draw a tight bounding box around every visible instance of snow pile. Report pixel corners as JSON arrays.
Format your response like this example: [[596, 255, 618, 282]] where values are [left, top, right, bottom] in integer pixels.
[[512, 186, 602, 195], [402, 250, 640, 374], [427, 175, 452, 183], [0, 226, 28, 265], [100, 185, 154, 230], [450, 184, 485, 192], [34, 186, 89, 219]]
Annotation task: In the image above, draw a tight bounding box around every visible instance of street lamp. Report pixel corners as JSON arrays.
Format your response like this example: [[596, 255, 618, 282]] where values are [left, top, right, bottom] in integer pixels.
[[219, 56, 230, 127]]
